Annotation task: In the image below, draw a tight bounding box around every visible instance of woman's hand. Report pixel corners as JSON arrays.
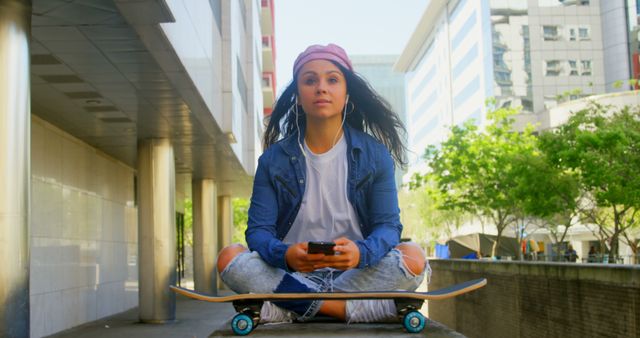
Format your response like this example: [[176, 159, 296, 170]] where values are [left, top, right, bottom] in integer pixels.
[[285, 242, 325, 272], [313, 237, 360, 270]]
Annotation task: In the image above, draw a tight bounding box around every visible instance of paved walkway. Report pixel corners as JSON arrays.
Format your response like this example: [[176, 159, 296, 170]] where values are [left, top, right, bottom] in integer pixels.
[[211, 319, 466, 337], [50, 294, 465, 338]]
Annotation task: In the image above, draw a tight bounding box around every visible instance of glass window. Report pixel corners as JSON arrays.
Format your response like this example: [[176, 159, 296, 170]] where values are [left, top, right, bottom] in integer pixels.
[[236, 57, 248, 111], [569, 28, 577, 41], [579, 27, 590, 40], [543, 25, 560, 40], [581, 60, 592, 76], [538, 0, 589, 7], [545, 60, 562, 76], [262, 37, 270, 48], [262, 76, 271, 87], [568, 60, 578, 75]]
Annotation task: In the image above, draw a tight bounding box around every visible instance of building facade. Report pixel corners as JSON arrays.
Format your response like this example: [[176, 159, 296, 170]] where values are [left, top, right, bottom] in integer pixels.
[[350, 55, 407, 187], [395, 0, 633, 176], [0, 0, 273, 337], [261, 0, 276, 118], [626, 0, 640, 83]]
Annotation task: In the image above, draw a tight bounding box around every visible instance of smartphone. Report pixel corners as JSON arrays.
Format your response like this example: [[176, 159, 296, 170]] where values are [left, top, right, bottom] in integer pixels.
[[307, 241, 336, 255]]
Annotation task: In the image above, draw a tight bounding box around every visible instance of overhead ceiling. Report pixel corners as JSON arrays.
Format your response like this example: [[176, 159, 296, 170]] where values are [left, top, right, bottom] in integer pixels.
[[30, 0, 252, 196]]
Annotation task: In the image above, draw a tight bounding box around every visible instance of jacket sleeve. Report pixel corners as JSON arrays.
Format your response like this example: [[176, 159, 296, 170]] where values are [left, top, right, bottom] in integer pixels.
[[354, 145, 402, 268], [245, 153, 290, 270]]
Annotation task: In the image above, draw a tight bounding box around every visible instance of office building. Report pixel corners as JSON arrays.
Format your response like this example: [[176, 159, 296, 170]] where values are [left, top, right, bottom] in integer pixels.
[[395, 0, 633, 174], [351, 55, 407, 186], [0, 0, 274, 336]]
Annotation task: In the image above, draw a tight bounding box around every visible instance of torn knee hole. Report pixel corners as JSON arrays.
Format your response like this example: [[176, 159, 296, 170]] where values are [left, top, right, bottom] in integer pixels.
[[397, 244, 426, 276], [216, 244, 247, 272], [401, 256, 425, 276]]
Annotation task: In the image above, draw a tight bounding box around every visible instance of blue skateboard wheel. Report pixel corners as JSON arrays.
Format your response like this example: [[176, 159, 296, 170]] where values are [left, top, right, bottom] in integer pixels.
[[403, 310, 426, 333], [231, 313, 254, 336]]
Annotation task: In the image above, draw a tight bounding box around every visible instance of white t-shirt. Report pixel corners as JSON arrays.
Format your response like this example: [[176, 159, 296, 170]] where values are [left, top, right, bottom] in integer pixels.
[[283, 134, 364, 244]]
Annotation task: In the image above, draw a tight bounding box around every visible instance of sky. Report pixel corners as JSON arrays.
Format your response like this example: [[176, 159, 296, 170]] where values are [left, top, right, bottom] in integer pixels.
[[273, 0, 429, 94]]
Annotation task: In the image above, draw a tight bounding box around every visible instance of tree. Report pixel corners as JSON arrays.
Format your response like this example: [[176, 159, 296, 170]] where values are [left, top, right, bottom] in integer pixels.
[[400, 182, 469, 245], [538, 103, 640, 262], [510, 149, 582, 260], [232, 197, 249, 246], [398, 189, 435, 248], [413, 106, 538, 258], [621, 228, 640, 264]]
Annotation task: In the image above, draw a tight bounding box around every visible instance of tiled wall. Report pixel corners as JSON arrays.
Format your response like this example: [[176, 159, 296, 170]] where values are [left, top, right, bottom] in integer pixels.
[[30, 117, 138, 338]]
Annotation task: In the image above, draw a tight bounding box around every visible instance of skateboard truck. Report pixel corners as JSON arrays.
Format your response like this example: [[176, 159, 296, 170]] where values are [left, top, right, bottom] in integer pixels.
[[231, 300, 262, 336], [394, 298, 426, 333]]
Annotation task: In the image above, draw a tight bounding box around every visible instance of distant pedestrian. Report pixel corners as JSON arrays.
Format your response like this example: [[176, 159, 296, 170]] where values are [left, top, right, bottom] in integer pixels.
[[565, 245, 578, 262], [587, 246, 597, 263]]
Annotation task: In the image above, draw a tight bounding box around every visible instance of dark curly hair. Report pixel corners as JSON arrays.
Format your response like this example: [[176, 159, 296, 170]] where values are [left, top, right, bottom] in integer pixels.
[[263, 62, 407, 168]]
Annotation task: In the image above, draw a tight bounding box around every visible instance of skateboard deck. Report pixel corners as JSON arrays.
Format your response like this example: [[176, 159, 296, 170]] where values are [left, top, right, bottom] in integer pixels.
[[171, 278, 486, 335]]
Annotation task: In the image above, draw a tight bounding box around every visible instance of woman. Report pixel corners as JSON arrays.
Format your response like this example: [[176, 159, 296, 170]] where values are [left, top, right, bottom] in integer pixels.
[[217, 44, 428, 323]]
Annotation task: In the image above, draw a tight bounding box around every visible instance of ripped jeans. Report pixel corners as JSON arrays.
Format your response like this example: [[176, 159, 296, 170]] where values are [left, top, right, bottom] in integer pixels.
[[219, 249, 429, 321]]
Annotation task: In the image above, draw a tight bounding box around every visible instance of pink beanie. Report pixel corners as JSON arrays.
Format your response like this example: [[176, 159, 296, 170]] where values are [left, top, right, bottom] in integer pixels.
[[293, 43, 353, 75]]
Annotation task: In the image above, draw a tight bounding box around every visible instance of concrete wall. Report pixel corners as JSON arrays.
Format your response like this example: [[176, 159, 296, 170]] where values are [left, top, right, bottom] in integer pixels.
[[428, 259, 640, 338], [513, 90, 640, 131], [30, 116, 138, 338]]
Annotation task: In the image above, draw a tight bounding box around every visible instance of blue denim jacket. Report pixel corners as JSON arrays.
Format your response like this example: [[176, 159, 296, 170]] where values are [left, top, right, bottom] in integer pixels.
[[246, 125, 402, 271]]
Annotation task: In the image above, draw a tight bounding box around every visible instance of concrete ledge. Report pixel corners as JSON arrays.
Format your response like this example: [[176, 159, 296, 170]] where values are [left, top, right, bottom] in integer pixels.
[[211, 318, 466, 337], [434, 259, 640, 287], [428, 259, 640, 338]]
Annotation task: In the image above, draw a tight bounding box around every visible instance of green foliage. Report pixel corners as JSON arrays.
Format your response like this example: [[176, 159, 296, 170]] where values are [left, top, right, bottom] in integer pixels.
[[412, 106, 539, 256], [232, 198, 249, 246], [612, 78, 640, 90], [409, 99, 640, 261], [556, 88, 583, 102], [509, 150, 581, 250], [181, 197, 249, 247], [183, 198, 193, 246], [538, 103, 640, 259], [399, 184, 469, 246], [540, 103, 640, 209], [398, 190, 432, 247]]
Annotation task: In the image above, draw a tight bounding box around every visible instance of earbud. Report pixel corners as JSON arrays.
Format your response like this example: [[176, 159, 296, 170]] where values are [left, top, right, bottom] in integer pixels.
[[345, 94, 349, 105], [295, 95, 298, 105]]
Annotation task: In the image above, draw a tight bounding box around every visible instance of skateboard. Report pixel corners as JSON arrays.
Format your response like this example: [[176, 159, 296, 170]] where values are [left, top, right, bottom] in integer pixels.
[[171, 278, 486, 336]]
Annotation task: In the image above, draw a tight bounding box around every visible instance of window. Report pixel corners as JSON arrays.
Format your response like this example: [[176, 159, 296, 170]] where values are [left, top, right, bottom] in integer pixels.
[[581, 60, 592, 76], [262, 37, 272, 48], [545, 60, 562, 76], [543, 25, 560, 40], [236, 57, 248, 112], [578, 27, 590, 40], [569, 28, 577, 41], [538, 0, 589, 7], [262, 76, 271, 88], [568, 60, 578, 75]]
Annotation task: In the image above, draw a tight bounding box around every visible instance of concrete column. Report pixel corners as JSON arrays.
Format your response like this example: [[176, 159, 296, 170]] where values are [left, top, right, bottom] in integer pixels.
[[217, 195, 233, 289], [137, 139, 176, 323], [0, 0, 31, 337], [192, 179, 217, 295]]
